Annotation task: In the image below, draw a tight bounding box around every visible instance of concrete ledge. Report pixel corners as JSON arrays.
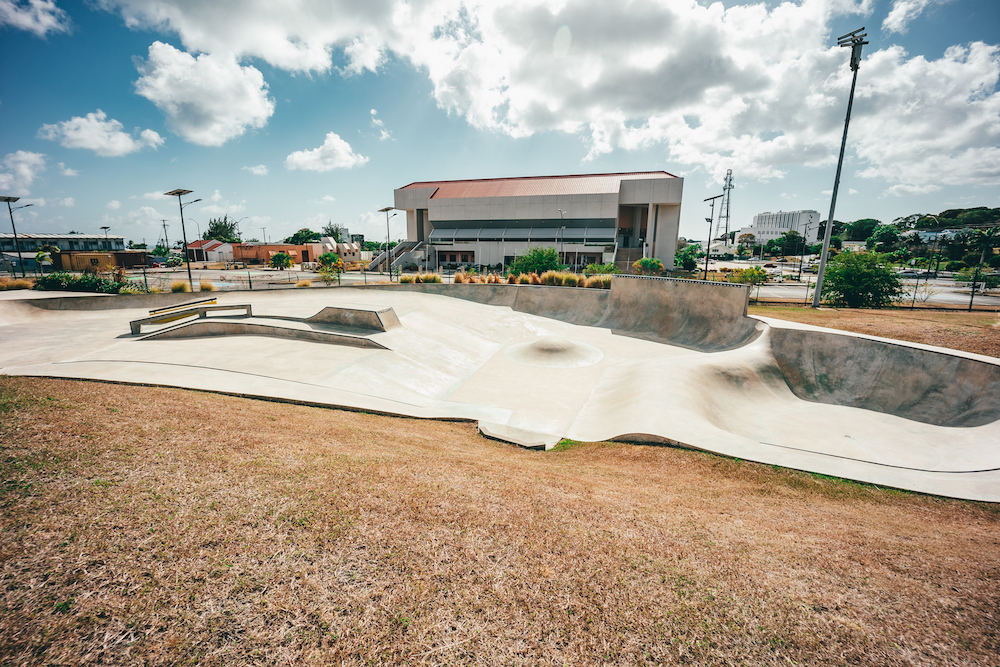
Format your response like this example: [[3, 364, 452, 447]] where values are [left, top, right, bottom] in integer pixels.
[[141, 319, 388, 349]]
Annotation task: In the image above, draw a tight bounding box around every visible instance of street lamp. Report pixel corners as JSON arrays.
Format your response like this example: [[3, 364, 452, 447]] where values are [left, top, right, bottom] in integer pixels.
[[378, 206, 397, 280], [2, 196, 33, 278], [164, 189, 202, 291], [558, 209, 567, 266], [703, 194, 723, 280], [234, 216, 248, 241], [813, 27, 868, 307], [100, 225, 110, 251]]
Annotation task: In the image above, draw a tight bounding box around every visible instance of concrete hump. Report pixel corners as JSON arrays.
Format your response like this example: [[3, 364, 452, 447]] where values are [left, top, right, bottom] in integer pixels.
[[304, 305, 400, 331]]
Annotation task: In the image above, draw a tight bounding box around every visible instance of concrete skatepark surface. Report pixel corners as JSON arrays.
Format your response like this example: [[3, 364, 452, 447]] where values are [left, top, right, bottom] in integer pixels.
[[1, 276, 998, 502]]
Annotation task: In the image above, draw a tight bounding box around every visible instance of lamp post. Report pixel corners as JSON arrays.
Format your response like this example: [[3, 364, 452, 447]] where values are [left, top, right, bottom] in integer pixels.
[[378, 206, 397, 280], [813, 27, 868, 307], [100, 225, 110, 251], [703, 194, 723, 280], [2, 197, 33, 278], [165, 189, 202, 291]]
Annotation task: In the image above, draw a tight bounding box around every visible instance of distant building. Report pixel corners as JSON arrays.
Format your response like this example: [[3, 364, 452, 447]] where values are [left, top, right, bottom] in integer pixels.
[[1, 232, 126, 253], [735, 210, 821, 246], [391, 171, 684, 272], [186, 239, 234, 263]]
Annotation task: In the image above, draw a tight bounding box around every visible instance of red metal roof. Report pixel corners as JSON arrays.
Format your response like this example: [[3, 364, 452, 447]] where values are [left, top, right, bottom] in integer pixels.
[[400, 171, 676, 199], [187, 239, 225, 250]]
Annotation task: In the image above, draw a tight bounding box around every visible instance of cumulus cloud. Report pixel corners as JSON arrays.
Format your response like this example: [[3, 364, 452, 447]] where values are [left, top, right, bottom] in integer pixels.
[[142, 191, 170, 200], [0, 0, 70, 37], [107, 199, 122, 209], [321, 194, 336, 202], [97, 0, 1000, 190], [0, 150, 46, 196], [134, 41, 275, 146], [199, 195, 246, 216], [242, 164, 268, 175], [882, 0, 949, 34], [370, 108, 392, 140], [58, 162, 78, 176], [55, 197, 74, 207], [285, 132, 368, 172], [38, 110, 163, 156]]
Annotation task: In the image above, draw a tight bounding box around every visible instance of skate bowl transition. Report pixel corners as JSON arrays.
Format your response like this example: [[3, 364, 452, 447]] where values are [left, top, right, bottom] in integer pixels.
[[1, 275, 997, 502]]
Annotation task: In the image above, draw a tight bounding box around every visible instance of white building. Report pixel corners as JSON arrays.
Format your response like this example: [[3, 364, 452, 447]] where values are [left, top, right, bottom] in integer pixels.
[[735, 210, 822, 246], [390, 172, 684, 272]]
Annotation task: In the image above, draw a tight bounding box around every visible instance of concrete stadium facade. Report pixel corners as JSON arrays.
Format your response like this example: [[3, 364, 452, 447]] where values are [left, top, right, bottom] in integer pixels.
[[391, 172, 684, 272]]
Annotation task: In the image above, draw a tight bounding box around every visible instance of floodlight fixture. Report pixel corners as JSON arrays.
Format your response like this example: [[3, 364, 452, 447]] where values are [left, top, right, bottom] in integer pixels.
[[813, 27, 868, 307]]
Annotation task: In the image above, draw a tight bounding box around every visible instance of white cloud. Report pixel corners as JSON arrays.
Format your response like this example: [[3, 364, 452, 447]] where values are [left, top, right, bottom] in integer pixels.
[[370, 108, 392, 140], [848, 188, 858, 195], [210, 189, 222, 202], [0, 150, 45, 196], [97, 0, 1000, 191], [883, 183, 942, 197], [58, 162, 78, 176], [107, 200, 122, 209], [55, 197, 74, 207], [242, 164, 268, 175], [142, 191, 170, 200], [38, 109, 163, 156], [134, 41, 275, 146], [882, 0, 949, 34], [199, 197, 246, 216], [285, 132, 368, 172], [0, 0, 70, 37], [322, 194, 336, 202]]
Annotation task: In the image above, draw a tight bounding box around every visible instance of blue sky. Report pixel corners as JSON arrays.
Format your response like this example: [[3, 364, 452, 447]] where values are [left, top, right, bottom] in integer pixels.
[[1, 0, 997, 246]]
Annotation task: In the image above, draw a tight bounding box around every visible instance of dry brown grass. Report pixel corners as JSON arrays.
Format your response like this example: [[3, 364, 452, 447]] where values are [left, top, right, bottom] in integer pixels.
[[750, 305, 1000, 358], [1, 377, 998, 666]]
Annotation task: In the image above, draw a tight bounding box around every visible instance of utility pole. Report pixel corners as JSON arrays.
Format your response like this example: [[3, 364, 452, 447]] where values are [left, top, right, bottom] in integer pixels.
[[720, 170, 734, 241], [160, 220, 170, 251], [813, 27, 868, 307], [165, 190, 202, 291]]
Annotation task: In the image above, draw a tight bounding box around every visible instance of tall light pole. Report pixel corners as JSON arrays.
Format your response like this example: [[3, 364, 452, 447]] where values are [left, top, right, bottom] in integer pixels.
[[234, 216, 248, 242], [378, 206, 397, 280], [100, 225, 110, 251], [703, 194, 723, 280], [165, 189, 202, 291], [2, 197, 33, 278], [558, 209, 567, 266], [813, 27, 868, 308]]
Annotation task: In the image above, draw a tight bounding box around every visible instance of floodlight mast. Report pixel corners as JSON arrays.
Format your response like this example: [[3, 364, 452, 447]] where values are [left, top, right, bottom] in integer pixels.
[[813, 27, 868, 308], [703, 194, 723, 281], [165, 189, 201, 291], [2, 196, 32, 278]]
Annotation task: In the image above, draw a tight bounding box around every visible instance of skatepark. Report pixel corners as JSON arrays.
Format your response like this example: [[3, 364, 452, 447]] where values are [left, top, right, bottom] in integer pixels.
[[1, 275, 997, 502]]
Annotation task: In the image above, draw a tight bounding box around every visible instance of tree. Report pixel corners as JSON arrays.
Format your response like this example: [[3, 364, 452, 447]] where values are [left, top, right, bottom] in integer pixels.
[[284, 228, 321, 245], [817, 219, 846, 240], [847, 218, 880, 241], [269, 252, 294, 270], [317, 252, 343, 270], [584, 262, 620, 275], [674, 244, 700, 270], [202, 215, 241, 243], [866, 225, 901, 252], [321, 222, 349, 242], [737, 233, 756, 249], [820, 252, 903, 308], [128, 241, 147, 249], [632, 257, 664, 275], [507, 247, 564, 275], [729, 266, 767, 285]]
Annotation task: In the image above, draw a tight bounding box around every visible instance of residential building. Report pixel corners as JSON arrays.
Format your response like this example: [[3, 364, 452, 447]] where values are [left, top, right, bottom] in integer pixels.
[[390, 171, 684, 272], [186, 239, 234, 263]]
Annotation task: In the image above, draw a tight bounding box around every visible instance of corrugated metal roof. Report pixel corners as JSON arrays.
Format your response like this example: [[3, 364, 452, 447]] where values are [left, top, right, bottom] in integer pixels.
[[400, 171, 676, 199], [187, 239, 225, 250], [0, 233, 125, 240]]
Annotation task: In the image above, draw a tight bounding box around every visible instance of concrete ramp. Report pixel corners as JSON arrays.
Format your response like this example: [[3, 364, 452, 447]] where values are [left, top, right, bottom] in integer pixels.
[[358, 275, 760, 352], [305, 305, 401, 331]]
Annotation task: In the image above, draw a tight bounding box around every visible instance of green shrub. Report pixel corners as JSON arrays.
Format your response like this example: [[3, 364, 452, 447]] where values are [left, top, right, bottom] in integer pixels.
[[508, 247, 564, 276], [516, 274, 531, 284], [945, 261, 967, 271], [269, 252, 293, 270], [632, 257, 665, 275], [584, 262, 619, 275], [34, 271, 146, 294], [820, 252, 903, 308], [728, 267, 768, 286]]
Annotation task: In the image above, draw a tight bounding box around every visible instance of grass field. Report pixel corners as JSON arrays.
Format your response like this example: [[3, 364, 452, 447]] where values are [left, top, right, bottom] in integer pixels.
[[749, 306, 1000, 358], [1, 377, 998, 665]]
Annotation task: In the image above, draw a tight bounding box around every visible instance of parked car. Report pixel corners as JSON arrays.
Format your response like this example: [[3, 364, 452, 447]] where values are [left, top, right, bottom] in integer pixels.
[[763, 263, 777, 268]]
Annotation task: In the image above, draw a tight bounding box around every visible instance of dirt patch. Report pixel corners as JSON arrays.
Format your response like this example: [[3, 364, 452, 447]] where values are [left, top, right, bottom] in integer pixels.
[[750, 305, 1000, 358], [1, 377, 998, 665]]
